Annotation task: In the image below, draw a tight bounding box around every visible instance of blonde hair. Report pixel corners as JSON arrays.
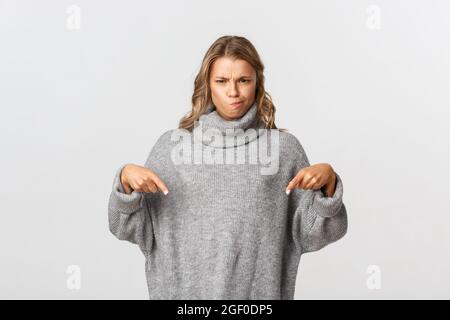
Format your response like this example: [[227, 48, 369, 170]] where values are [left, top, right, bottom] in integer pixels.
[[178, 35, 287, 132]]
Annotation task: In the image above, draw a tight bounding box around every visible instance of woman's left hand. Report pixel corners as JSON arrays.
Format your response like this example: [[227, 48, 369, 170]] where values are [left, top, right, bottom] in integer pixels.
[[285, 163, 336, 197]]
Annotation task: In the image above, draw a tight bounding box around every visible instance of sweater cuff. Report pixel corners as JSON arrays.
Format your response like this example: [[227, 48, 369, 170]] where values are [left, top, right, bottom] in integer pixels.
[[310, 172, 344, 218], [109, 164, 144, 215]]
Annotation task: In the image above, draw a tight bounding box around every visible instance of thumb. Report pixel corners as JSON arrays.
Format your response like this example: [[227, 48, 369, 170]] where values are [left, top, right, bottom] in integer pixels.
[[122, 181, 132, 194]]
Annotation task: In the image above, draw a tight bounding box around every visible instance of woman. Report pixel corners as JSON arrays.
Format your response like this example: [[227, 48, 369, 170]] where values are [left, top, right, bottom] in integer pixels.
[[108, 35, 348, 300]]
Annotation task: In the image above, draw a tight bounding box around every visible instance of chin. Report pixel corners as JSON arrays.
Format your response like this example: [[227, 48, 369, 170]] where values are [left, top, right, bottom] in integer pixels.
[[229, 110, 246, 119]]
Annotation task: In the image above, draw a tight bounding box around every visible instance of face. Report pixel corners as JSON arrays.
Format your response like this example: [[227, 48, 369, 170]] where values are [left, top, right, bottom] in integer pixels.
[[209, 56, 257, 121]]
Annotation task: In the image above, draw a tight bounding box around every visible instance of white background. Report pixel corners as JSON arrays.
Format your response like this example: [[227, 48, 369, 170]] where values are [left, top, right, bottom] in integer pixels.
[[1, 0, 449, 299]]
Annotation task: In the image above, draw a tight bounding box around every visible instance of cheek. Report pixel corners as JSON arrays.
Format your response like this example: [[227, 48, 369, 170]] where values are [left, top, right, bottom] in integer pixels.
[[210, 85, 224, 98], [243, 84, 256, 97]]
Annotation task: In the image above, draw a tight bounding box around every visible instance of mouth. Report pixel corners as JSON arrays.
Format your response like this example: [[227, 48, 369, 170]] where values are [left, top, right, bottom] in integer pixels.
[[230, 101, 243, 109]]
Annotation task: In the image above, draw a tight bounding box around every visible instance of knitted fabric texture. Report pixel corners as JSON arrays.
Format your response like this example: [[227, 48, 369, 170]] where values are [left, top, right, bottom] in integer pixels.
[[108, 102, 348, 299]]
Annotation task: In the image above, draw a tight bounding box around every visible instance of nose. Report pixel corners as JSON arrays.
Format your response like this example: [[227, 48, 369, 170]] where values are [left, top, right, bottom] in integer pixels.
[[227, 82, 239, 97]]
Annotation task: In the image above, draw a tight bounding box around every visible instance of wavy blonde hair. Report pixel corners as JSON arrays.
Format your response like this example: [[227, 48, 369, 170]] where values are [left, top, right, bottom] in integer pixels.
[[178, 35, 287, 132]]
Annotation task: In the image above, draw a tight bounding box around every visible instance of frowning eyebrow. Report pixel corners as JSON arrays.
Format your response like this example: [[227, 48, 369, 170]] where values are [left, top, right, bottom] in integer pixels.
[[215, 76, 254, 79]]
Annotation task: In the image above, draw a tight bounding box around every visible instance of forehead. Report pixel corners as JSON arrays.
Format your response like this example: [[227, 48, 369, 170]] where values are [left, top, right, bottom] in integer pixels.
[[210, 57, 255, 77]]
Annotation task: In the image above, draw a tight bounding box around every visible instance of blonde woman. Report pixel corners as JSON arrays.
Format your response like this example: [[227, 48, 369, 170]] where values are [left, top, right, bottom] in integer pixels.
[[108, 35, 348, 300]]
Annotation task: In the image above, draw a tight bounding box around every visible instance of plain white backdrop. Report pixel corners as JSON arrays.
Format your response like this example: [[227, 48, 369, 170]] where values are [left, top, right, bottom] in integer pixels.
[[0, 0, 449, 299]]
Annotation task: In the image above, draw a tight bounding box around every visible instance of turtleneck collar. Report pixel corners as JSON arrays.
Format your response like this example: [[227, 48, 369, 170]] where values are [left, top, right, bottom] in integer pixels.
[[193, 100, 265, 149]]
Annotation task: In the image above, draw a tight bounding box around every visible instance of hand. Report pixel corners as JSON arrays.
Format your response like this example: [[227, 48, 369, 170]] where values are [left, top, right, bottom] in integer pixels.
[[120, 164, 169, 195], [285, 163, 336, 196]]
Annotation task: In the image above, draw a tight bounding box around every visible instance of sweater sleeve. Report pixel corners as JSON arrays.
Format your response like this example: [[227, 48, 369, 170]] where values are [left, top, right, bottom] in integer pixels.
[[107, 163, 154, 256], [288, 137, 348, 254], [107, 130, 170, 256]]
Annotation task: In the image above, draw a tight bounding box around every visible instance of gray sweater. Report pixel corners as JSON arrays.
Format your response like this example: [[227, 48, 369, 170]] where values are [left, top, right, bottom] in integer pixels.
[[108, 101, 348, 299]]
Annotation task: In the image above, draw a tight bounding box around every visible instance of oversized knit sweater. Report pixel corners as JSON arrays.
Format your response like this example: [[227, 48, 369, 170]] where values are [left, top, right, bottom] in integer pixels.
[[108, 101, 348, 300]]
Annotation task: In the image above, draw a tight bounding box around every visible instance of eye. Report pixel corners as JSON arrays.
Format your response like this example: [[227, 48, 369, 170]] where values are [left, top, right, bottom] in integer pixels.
[[216, 80, 225, 83], [240, 79, 250, 83]]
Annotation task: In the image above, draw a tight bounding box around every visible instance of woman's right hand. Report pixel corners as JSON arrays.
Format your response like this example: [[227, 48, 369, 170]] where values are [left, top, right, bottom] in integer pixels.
[[120, 164, 169, 195]]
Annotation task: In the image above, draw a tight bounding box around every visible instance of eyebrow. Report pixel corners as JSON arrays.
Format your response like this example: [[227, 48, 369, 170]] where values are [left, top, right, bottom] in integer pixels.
[[214, 76, 254, 79]]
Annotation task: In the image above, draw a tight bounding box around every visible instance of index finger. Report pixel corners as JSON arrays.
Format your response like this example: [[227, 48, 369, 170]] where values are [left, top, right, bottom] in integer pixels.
[[150, 171, 169, 195], [286, 169, 306, 194], [286, 175, 299, 191]]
